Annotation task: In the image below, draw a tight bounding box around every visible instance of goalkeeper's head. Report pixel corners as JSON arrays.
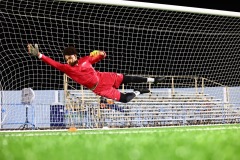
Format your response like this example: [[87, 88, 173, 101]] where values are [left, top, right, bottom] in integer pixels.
[[63, 46, 78, 66]]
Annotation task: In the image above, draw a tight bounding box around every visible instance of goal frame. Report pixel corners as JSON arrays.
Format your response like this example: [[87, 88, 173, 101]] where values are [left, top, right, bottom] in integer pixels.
[[1, 0, 240, 130], [59, 0, 240, 18]]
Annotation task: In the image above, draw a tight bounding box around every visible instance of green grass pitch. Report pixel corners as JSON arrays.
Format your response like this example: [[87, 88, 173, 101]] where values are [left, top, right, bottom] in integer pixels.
[[0, 124, 240, 160]]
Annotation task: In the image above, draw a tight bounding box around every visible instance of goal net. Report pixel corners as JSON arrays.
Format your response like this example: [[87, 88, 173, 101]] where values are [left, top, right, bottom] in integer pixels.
[[1, 0, 240, 130]]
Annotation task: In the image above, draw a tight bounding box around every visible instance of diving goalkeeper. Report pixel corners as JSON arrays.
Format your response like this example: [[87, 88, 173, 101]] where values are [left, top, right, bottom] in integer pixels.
[[27, 44, 164, 103]]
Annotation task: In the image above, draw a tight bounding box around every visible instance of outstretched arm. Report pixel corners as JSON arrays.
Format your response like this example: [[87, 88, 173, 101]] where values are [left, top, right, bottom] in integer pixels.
[[88, 50, 106, 64], [27, 44, 67, 73]]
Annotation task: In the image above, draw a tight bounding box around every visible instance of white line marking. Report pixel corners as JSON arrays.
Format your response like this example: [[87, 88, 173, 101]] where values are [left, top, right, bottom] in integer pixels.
[[1, 125, 240, 137]]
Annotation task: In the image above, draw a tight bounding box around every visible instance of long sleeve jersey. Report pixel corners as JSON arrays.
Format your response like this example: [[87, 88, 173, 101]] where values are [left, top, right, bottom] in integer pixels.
[[40, 53, 106, 89]]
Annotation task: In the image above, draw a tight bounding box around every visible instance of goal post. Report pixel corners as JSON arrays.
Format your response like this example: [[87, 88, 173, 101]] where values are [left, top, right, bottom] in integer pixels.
[[1, 0, 240, 130]]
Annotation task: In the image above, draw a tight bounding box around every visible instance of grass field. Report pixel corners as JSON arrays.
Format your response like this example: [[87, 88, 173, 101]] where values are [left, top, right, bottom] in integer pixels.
[[0, 124, 240, 160]]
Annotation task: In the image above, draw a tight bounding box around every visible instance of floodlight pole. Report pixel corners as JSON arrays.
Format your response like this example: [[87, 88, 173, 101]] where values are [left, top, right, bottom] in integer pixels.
[[19, 88, 36, 130]]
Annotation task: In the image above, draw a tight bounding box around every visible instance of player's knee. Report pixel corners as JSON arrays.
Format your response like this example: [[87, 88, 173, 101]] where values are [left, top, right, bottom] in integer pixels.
[[119, 93, 135, 103], [119, 97, 129, 103]]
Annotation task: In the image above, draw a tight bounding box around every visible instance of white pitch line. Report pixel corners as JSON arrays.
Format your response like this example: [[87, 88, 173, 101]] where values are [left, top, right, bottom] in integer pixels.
[[1, 126, 240, 137]]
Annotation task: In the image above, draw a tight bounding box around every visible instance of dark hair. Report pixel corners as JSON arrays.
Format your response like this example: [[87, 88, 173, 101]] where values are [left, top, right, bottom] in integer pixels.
[[63, 46, 77, 55]]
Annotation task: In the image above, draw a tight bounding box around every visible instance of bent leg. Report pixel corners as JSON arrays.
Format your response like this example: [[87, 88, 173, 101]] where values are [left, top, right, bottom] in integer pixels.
[[94, 87, 149, 103], [119, 92, 136, 103], [94, 87, 121, 101], [119, 88, 150, 103]]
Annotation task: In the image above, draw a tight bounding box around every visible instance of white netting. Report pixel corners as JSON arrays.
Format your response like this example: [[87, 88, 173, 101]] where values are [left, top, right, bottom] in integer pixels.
[[1, 0, 240, 130]]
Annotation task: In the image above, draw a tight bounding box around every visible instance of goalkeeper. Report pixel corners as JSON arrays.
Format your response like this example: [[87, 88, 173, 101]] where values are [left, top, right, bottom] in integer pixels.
[[27, 44, 164, 103]]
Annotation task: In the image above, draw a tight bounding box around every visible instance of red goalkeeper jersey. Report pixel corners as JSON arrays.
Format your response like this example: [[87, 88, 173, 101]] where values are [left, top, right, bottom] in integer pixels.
[[40, 53, 124, 101], [40, 53, 105, 89]]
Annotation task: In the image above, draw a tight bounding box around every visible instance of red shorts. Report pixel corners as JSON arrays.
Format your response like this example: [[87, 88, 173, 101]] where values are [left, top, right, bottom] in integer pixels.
[[93, 72, 123, 101]]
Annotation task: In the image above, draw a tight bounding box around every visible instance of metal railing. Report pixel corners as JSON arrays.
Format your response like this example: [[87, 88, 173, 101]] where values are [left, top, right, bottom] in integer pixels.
[[62, 74, 240, 128]]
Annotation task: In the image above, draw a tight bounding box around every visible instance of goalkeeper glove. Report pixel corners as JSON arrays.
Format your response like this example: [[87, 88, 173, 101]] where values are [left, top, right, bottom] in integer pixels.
[[90, 50, 105, 57], [28, 44, 39, 57], [90, 50, 100, 57]]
